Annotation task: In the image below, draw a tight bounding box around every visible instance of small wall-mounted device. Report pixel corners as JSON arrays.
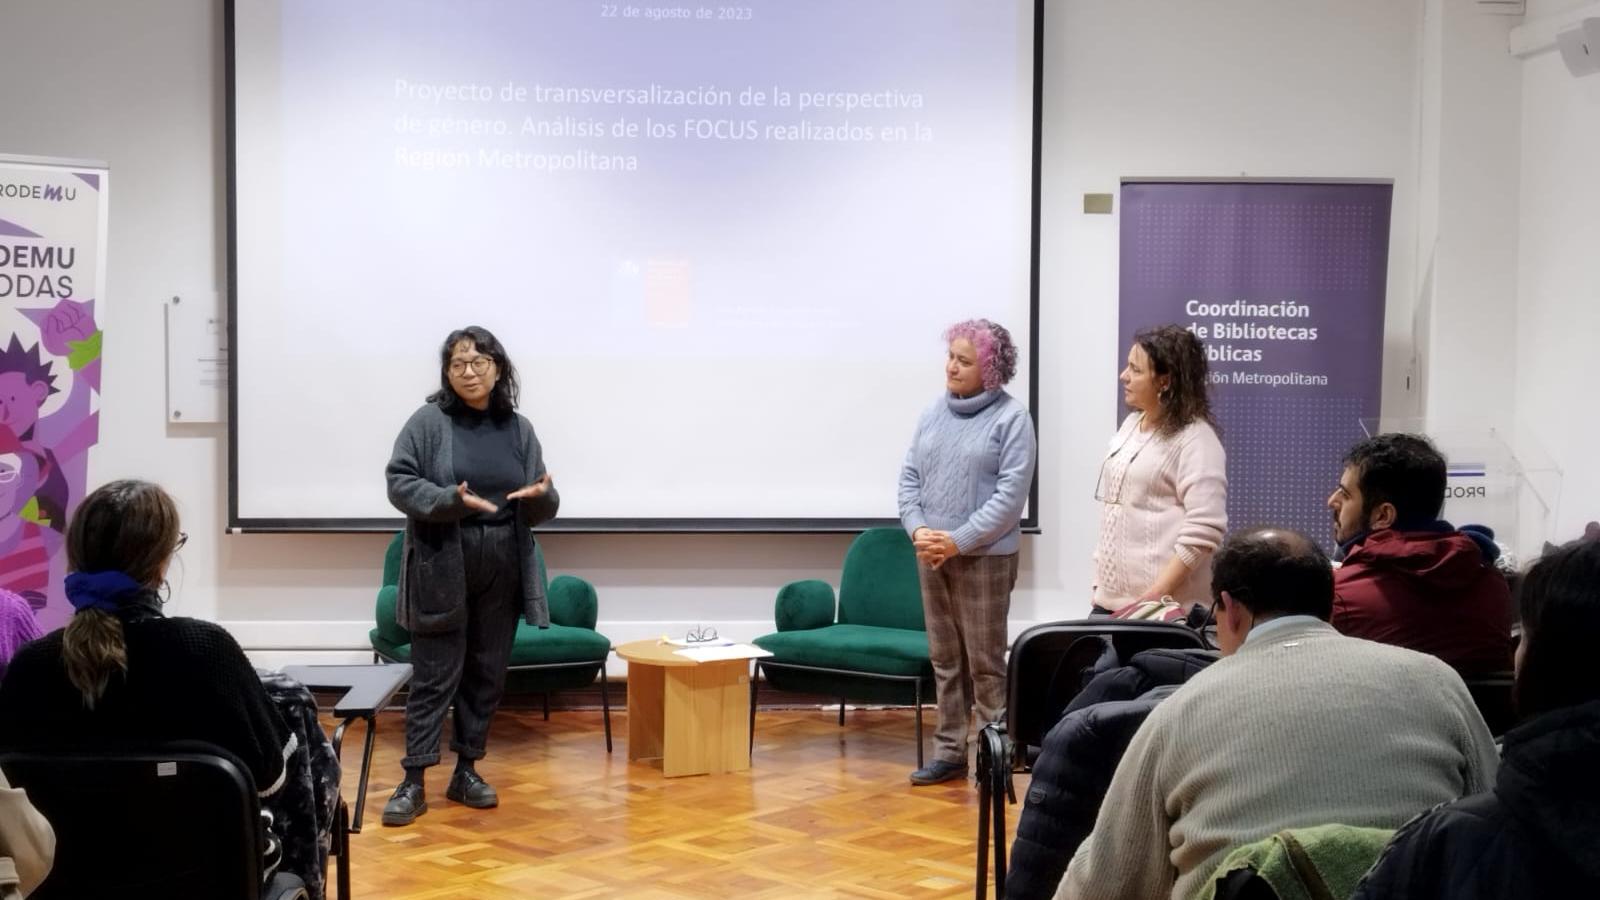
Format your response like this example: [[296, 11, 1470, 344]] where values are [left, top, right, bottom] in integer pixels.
[[1556, 18, 1600, 78]]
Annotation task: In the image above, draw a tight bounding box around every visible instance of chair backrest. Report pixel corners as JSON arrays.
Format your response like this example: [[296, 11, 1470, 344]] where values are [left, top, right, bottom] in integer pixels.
[[1005, 620, 1210, 754], [1211, 869, 1280, 900], [379, 531, 554, 640], [1463, 671, 1517, 737], [382, 531, 405, 587], [535, 540, 549, 590], [384, 530, 550, 592], [1, 742, 269, 899], [837, 528, 925, 631]]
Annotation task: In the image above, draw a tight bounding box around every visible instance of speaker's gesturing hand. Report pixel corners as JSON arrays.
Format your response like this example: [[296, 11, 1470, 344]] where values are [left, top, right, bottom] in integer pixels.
[[507, 472, 553, 501], [457, 481, 499, 513]]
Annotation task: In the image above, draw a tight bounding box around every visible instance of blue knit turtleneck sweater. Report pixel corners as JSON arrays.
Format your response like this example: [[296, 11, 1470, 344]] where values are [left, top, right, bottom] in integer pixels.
[[897, 389, 1037, 555]]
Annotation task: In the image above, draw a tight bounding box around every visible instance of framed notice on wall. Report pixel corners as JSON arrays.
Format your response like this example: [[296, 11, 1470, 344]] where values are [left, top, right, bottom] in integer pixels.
[[165, 291, 228, 424]]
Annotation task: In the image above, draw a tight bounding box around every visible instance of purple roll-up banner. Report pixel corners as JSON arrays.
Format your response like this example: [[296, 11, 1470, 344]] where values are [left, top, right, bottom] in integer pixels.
[[0, 154, 110, 632], [1119, 181, 1391, 546]]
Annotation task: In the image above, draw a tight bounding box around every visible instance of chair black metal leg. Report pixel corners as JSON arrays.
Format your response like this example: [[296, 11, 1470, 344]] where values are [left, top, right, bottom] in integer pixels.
[[992, 767, 1008, 897], [350, 713, 379, 834], [335, 798, 352, 900], [914, 678, 925, 769], [331, 718, 349, 758], [600, 665, 613, 753], [976, 772, 991, 900], [977, 726, 1010, 900], [749, 663, 760, 755], [747, 662, 930, 768], [542, 692, 550, 721]]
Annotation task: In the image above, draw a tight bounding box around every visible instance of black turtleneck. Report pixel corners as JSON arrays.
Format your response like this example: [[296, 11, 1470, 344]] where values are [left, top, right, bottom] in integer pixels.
[[450, 406, 522, 524]]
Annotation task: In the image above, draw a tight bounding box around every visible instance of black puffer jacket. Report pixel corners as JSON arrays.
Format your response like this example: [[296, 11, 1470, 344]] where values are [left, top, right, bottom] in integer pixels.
[[1351, 698, 1600, 899], [1004, 648, 1217, 900]]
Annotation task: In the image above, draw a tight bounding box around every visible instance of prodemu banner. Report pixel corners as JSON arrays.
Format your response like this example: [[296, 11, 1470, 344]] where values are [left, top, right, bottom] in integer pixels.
[[1119, 181, 1391, 546], [0, 155, 109, 631]]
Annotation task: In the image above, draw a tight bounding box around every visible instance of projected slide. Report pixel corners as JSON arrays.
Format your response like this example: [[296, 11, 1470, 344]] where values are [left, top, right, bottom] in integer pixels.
[[231, 0, 1039, 527]]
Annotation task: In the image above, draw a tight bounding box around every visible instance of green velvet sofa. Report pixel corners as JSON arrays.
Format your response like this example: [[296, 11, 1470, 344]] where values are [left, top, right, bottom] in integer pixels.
[[370, 532, 613, 751], [751, 527, 933, 765]]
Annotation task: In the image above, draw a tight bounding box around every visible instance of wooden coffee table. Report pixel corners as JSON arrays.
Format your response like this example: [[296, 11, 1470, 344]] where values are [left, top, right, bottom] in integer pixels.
[[613, 639, 761, 777]]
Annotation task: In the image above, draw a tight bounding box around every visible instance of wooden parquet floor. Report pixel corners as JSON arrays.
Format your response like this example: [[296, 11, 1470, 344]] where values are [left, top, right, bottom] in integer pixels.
[[335, 707, 1028, 899]]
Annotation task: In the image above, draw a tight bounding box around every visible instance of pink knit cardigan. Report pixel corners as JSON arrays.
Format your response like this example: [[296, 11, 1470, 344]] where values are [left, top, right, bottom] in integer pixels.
[[1092, 414, 1228, 609]]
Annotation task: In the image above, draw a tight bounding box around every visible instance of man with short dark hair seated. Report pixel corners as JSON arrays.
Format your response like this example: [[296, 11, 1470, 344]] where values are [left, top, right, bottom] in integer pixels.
[[1055, 528, 1499, 900], [1328, 433, 1513, 674]]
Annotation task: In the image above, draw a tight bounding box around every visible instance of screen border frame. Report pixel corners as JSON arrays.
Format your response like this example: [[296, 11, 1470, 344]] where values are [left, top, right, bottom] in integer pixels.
[[224, 0, 1046, 534]]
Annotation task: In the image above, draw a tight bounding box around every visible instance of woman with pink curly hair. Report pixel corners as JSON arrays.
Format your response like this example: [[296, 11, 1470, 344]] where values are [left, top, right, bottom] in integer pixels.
[[897, 318, 1036, 786]]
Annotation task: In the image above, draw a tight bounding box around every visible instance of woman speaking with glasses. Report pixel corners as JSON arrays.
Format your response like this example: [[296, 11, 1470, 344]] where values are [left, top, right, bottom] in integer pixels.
[[381, 325, 558, 827], [1092, 325, 1228, 614]]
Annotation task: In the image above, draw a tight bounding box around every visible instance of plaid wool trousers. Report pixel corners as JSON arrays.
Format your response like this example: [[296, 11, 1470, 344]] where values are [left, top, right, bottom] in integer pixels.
[[918, 552, 1018, 765]]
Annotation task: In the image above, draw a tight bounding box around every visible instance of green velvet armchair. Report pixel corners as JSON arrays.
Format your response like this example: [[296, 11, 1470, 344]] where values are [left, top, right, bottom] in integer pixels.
[[751, 527, 933, 765], [371, 532, 613, 751]]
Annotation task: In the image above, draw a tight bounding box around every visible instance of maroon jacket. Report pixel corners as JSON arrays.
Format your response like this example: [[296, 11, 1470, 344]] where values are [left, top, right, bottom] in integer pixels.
[[1332, 528, 1514, 675]]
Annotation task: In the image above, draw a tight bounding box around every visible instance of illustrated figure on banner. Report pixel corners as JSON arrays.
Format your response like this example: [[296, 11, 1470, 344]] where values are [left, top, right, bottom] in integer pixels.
[[0, 297, 101, 629]]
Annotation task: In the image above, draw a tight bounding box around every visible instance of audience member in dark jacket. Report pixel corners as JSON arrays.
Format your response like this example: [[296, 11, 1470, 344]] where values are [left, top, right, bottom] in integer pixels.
[[1333, 525, 1512, 674], [1327, 434, 1513, 674], [1352, 539, 1600, 899], [1005, 648, 1217, 900]]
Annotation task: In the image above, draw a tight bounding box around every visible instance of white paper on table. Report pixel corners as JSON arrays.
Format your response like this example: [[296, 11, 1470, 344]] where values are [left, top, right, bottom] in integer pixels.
[[673, 643, 774, 662]]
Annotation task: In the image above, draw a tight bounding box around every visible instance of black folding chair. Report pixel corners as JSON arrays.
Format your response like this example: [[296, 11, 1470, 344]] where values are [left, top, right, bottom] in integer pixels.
[[1, 742, 309, 900], [1212, 868, 1280, 900], [975, 619, 1211, 899], [1464, 670, 1517, 737]]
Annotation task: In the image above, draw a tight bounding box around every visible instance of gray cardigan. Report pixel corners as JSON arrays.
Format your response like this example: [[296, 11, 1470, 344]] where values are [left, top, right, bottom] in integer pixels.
[[385, 401, 560, 635]]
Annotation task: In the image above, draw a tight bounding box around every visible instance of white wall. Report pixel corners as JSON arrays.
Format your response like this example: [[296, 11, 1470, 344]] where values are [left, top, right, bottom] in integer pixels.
[[3, 0, 1522, 667], [1419, 0, 1523, 428], [1513, 0, 1600, 541]]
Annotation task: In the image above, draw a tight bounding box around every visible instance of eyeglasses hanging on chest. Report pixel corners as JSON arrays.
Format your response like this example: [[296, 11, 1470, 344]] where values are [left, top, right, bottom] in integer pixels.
[[1094, 418, 1155, 505]]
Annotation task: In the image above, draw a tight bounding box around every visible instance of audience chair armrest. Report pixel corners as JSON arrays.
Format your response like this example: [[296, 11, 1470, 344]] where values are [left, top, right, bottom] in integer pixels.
[[775, 579, 837, 631], [548, 575, 599, 630], [373, 584, 409, 645]]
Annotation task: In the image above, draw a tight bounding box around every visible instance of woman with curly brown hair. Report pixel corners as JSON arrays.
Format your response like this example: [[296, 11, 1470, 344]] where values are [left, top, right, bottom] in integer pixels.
[[1091, 325, 1227, 613]]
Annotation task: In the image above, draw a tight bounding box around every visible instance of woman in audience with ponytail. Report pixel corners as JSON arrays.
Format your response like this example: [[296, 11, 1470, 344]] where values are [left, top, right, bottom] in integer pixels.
[[0, 479, 294, 799], [1351, 538, 1600, 899]]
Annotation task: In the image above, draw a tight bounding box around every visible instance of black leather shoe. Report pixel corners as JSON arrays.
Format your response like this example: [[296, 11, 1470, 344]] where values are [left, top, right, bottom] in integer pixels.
[[446, 768, 499, 808], [908, 760, 969, 786], [381, 781, 427, 827]]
